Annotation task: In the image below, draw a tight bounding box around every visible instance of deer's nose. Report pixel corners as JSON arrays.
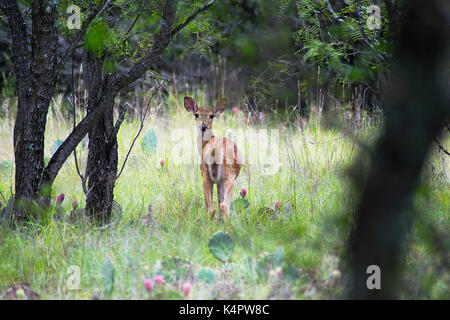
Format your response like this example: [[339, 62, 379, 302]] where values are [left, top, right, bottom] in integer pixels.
[[201, 123, 208, 132]]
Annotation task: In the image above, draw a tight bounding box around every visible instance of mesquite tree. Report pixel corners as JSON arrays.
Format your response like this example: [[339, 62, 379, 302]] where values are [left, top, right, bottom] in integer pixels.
[[0, 0, 107, 218], [0, 0, 216, 222], [79, 0, 217, 223]]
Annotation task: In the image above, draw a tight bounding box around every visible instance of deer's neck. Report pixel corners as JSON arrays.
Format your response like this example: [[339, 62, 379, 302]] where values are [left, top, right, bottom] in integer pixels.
[[197, 129, 214, 154]]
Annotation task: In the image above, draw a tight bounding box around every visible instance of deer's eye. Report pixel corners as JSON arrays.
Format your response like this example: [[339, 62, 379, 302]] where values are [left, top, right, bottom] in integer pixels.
[[209, 114, 215, 119], [194, 113, 199, 118]]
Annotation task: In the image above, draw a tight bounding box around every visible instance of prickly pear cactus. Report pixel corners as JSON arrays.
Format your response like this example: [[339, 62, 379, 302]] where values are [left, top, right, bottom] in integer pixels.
[[50, 138, 64, 156], [255, 247, 284, 280], [230, 198, 250, 215], [197, 268, 216, 284], [255, 252, 274, 281], [208, 231, 234, 263], [274, 247, 284, 267], [161, 256, 193, 282], [141, 128, 158, 154], [103, 256, 115, 297], [282, 264, 301, 282]]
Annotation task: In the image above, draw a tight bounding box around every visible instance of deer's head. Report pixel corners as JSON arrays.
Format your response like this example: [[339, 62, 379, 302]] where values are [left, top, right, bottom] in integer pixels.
[[184, 97, 227, 134]]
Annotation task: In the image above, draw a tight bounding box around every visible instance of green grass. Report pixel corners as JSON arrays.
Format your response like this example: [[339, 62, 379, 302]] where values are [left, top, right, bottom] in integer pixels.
[[0, 93, 448, 299]]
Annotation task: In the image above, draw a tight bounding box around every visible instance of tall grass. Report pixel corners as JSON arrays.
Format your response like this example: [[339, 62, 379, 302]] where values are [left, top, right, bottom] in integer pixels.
[[0, 88, 448, 299]]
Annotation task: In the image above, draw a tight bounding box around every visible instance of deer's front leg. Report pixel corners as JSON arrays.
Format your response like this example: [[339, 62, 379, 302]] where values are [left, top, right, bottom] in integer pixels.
[[219, 178, 235, 220], [201, 165, 215, 218]]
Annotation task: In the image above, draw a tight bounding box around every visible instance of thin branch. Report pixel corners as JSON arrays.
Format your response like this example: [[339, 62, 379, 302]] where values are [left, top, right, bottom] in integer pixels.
[[116, 83, 162, 181], [111, 0, 178, 91], [40, 79, 114, 188], [0, 189, 7, 203], [434, 138, 450, 156], [113, 102, 130, 138], [326, 0, 343, 23], [71, 53, 89, 196], [171, 0, 216, 36], [120, 0, 143, 40]]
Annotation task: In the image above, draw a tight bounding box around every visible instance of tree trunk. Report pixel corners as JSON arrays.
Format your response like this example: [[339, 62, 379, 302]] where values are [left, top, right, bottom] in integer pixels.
[[83, 51, 118, 223], [1, 1, 59, 217], [348, 0, 450, 299]]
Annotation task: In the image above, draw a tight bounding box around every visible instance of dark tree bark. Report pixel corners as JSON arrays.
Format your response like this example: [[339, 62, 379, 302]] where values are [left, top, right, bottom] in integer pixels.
[[0, 0, 108, 219], [348, 0, 450, 299], [83, 51, 118, 223], [1, 0, 58, 215]]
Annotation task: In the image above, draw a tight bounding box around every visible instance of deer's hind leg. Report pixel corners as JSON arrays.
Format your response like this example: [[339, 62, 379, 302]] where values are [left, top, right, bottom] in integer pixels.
[[217, 181, 225, 212]]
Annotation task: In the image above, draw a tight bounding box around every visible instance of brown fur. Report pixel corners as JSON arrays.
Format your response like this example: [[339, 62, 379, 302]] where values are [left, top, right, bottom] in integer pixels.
[[184, 97, 241, 220]]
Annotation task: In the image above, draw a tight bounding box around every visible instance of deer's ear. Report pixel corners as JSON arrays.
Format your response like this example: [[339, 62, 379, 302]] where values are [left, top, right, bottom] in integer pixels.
[[215, 98, 227, 114], [184, 97, 198, 113]]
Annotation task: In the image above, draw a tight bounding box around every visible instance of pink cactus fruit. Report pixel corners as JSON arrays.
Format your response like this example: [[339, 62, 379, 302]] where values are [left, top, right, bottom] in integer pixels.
[[182, 281, 192, 296], [56, 193, 65, 205], [144, 278, 153, 292], [276, 267, 282, 276], [274, 200, 282, 210]]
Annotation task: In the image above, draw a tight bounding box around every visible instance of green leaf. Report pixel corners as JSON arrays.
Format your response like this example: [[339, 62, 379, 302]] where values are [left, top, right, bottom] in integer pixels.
[[85, 20, 112, 56], [197, 268, 216, 284], [141, 129, 158, 154], [208, 231, 234, 263]]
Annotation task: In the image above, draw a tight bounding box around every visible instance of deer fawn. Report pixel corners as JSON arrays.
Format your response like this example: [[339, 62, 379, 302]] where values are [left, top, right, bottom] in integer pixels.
[[184, 96, 242, 220]]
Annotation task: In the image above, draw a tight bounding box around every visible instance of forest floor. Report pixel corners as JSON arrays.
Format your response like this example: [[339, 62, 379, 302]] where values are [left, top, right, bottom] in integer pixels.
[[0, 92, 448, 299]]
